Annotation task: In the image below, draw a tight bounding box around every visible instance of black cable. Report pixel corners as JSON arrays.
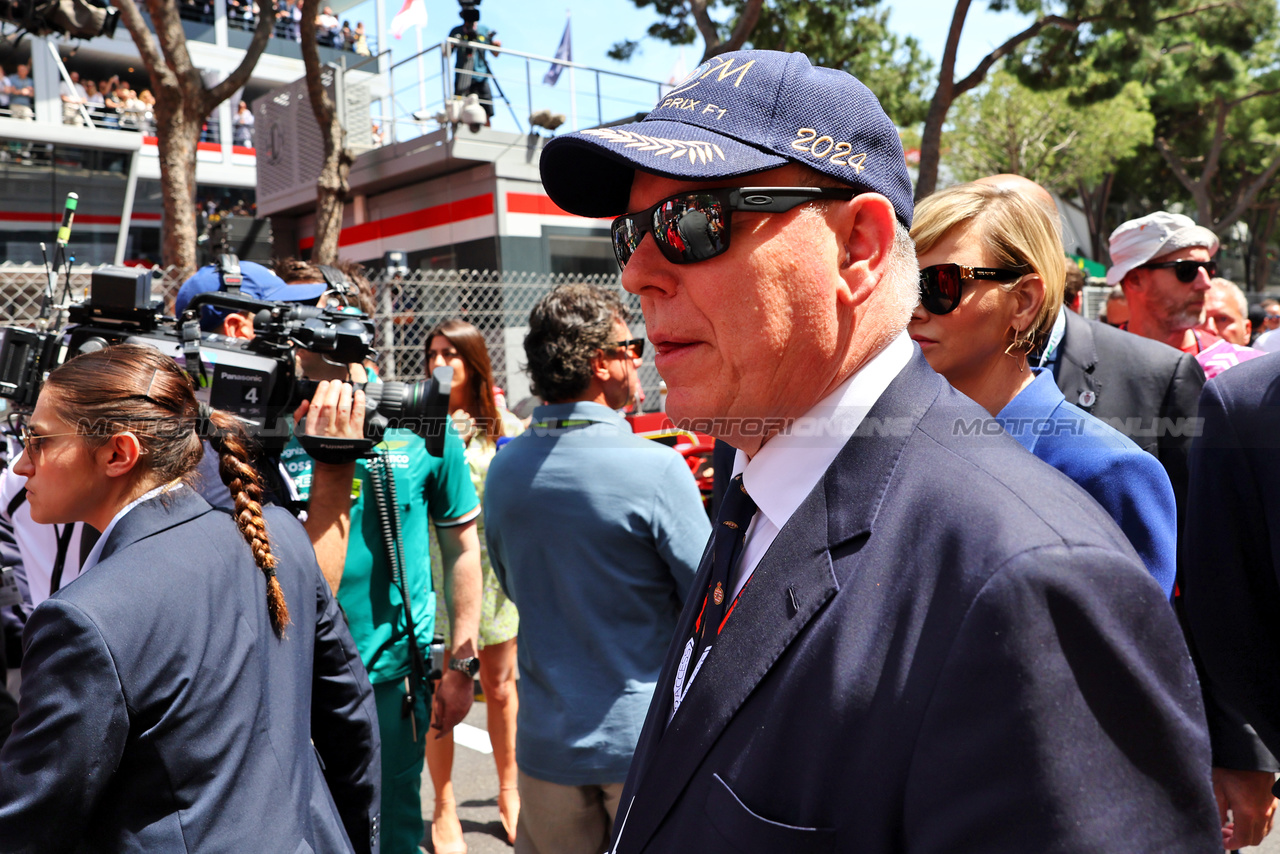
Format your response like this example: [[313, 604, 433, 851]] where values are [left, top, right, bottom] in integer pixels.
[[367, 451, 432, 737]]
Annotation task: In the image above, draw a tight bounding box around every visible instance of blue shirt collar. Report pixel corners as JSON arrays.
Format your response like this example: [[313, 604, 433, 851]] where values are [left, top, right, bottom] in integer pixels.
[[530, 401, 632, 430]]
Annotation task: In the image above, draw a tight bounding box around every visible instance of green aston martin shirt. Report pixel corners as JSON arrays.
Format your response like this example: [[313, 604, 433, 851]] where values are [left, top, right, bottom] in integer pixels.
[[280, 425, 479, 685]]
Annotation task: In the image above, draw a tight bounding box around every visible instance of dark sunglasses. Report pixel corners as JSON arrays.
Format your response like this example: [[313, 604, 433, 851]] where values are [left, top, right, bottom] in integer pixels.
[[611, 186, 857, 270], [1138, 259, 1217, 283], [611, 338, 646, 359], [918, 264, 1027, 315]]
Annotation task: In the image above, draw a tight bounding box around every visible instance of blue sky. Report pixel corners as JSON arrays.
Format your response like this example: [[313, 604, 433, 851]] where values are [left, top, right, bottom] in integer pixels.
[[339, 0, 1029, 132]]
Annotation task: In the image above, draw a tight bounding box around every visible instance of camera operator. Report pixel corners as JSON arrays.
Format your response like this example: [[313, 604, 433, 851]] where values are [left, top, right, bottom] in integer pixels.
[[173, 260, 369, 561], [274, 257, 482, 854], [449, 1, 499, 122]]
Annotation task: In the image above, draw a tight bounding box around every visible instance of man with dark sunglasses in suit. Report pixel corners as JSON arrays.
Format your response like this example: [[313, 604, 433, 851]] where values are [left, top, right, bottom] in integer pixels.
[[539, 50, 1218, 853]]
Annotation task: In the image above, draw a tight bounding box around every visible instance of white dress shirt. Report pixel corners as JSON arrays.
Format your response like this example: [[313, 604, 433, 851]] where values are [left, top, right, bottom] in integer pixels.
[[80, 482, 184, 575], [671, 330, 913, 717], [730, 329, 913, 601]]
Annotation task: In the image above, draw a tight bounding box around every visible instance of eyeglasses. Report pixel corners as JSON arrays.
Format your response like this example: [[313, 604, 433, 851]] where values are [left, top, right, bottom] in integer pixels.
[[18, 426, 82, 459], [611, 186, 857, 270], [610, 338, 646, 360], [918, 264, 1027, 315], [1139, 259, 1217, 283]]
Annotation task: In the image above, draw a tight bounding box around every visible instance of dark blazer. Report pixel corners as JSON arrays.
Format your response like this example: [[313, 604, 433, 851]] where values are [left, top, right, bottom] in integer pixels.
[[0, 487, 382, 854], [611, 353, 1218, 854], [1053, 309, 1276, 771], [1053, 308, 1205, 516], [1183, 352, 1280, 760]]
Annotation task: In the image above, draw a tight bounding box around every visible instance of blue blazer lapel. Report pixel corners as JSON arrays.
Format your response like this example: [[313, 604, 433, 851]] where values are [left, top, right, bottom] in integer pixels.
[[616, 352, 945, 853], [97, 486, 213, 565]]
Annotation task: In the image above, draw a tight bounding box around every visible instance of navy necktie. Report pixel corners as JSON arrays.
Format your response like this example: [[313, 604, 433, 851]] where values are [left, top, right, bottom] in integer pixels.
[[693, 473, 757, 659]]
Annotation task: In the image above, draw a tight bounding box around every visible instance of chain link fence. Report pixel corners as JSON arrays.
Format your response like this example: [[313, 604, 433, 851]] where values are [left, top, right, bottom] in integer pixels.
[[0, 264, 663, 413]]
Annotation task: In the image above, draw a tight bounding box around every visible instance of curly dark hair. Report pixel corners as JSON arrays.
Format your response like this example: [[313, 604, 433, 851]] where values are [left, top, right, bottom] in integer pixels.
[[525, 284, 630, 404]]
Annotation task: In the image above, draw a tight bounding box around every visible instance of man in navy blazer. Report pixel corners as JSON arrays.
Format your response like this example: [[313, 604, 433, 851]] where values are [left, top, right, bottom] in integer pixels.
[[538, 50, 1219, 852], [1184, 353, 1280, 822]]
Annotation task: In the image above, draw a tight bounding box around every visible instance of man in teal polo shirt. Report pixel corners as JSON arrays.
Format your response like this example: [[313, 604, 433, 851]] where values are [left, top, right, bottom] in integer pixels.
[[275, 260, 483, 854], [281, 421, 480, 854]]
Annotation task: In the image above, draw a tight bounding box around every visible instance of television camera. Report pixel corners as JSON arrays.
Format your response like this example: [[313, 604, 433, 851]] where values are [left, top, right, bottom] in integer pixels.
[[0, 264, 453, 459], [0, 0, 119, 41]]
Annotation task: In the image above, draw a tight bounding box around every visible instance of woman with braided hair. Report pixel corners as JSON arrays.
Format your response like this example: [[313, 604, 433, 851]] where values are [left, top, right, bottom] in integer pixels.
[[0, 344, 382, 853]]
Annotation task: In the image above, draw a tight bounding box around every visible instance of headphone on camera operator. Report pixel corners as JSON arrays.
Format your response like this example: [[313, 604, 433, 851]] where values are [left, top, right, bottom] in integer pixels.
[[173, 255, 358, 517]]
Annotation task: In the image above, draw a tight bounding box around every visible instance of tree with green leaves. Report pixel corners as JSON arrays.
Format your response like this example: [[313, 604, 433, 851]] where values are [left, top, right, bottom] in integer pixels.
[[916, 0, 1235, 201], [1011, 0, 1280, 279], [609, 0, 933, 126], [946, 69, 1154, 258], [609, 0, 763, 63]]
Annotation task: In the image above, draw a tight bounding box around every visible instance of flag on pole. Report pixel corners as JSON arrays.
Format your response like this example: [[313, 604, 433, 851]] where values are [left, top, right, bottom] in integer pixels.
[[390, 0, 426, 39], [660, 48, 688, 95], [543, 17, 572, 86]]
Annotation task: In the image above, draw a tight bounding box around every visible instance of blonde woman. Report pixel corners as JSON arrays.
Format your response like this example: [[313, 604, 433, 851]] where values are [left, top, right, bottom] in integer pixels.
[[910, 182, 1176, 596]]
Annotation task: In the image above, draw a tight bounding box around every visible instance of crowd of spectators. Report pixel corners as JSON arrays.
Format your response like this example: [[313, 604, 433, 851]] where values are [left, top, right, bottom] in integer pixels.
[[178, 0, 372, 54], [0, 64, 160, 135]]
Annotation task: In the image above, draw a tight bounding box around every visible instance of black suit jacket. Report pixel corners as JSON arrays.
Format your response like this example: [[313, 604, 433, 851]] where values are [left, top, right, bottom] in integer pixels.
[[611, 353, 1219, 854], [1054, 310, 1277, 772], [1183, 353, 1280, 760], [1053, 308, 1205, 517], [0, 488, 381, 853]]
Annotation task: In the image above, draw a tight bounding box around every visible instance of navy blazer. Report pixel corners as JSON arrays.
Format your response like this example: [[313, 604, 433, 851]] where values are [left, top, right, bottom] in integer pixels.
[[0, 488, 382, 853], [998, 369, 1177, 596], [1183, 352, 1280, 760], [1054, 310, 1277, 772], [611, 353, 1218, 854]]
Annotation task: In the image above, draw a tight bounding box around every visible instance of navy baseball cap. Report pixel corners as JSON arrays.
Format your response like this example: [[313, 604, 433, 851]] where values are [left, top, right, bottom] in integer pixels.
[[539, 50, 914, 227], [175, 260, 328, 331]]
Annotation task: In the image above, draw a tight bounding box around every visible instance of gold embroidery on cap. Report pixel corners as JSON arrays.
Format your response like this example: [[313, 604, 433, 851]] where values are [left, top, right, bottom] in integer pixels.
[[580, 128, 726, 164], [792, 128, 867, 173], [698, 57, 756, 87]]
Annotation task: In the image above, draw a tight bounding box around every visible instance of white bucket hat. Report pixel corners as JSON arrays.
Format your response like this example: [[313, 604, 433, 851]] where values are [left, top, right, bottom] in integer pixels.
[[1107, 211, 1219, 285]]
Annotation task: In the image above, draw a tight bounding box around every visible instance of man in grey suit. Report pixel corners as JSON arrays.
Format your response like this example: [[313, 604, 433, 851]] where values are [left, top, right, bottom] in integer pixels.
[[539, 49, 1218, 853]]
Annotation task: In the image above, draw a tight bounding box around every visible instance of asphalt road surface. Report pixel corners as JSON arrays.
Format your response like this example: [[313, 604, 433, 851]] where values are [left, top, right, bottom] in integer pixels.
[[421, 694, 1280, 854]]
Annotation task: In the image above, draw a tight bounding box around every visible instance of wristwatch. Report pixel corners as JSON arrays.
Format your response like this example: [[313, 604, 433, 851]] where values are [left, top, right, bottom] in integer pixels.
[[448, 656, 480, 678]]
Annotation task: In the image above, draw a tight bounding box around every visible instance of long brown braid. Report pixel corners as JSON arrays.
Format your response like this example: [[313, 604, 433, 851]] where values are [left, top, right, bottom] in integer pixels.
[[43, 344, 290, 637], [206, 408, 290, 635]]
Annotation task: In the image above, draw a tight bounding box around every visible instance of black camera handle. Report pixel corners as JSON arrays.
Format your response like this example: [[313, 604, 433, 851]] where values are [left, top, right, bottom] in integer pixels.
[[367, 450, 434, 741]]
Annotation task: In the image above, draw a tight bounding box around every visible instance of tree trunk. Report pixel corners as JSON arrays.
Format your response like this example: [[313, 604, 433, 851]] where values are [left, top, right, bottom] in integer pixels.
[[1248, 203, 1279, 291], [154, 102, 202, 277], [115, 0, 276, 278], [697, 0, 764, 61], [301, 0, 354, 264], [1074, 173, 1115, 264], [915, 0, 970, 200]]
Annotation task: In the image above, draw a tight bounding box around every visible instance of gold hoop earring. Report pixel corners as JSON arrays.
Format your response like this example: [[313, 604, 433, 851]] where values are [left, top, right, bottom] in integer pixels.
[[1004, 327, 1034, 370]]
